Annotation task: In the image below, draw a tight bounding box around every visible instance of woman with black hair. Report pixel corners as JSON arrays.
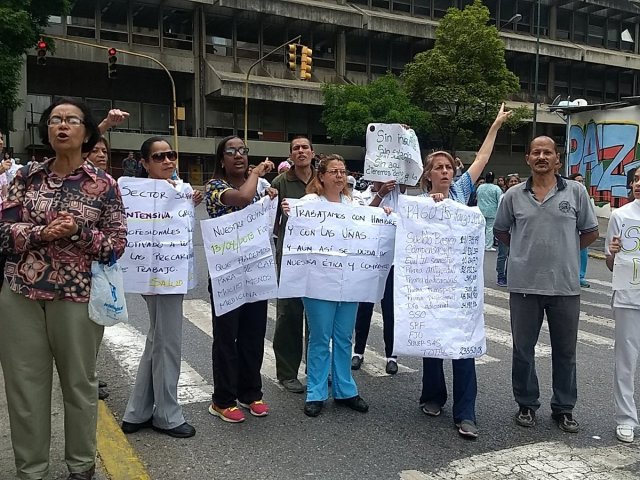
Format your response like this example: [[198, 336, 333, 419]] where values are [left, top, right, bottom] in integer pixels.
[[0, 97, 126, 480], [205, 135, 275, 423], [121, 136, 202, 438]]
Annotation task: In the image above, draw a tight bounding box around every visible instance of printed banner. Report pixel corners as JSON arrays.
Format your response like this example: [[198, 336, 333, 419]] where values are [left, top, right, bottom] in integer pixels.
[[362, 123, 423, 186], [201, 196, 278, 316], [612, 217, 640, 290], [118, 178, 196, 294], [393, 196, 486, 359], [278, 200, 396, 302]]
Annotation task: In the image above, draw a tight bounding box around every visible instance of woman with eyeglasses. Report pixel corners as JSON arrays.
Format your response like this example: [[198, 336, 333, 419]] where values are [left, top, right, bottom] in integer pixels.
[[282, 155, 389, 417], [205, 135, 275, 423], [0, 97, 126, 480], [121, 137, 203, 438]]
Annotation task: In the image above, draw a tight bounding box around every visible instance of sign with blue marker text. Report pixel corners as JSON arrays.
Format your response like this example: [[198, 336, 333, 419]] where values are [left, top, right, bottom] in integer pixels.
[[201, 196, 279, 316], [278, 199, 396, 302], [393, 196, 486, 359], [362, 123, 423, 186], [118, 178, 196, 294]]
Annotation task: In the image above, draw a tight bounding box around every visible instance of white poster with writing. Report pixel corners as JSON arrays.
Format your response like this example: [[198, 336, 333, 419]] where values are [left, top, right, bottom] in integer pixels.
[[612, 218, 640, 290], [201, 196, 279, 316], [118, 178, 196, 294], [278, 200, 396, 302], [362, 123, 423, 186], [393, 196, 486, 359]]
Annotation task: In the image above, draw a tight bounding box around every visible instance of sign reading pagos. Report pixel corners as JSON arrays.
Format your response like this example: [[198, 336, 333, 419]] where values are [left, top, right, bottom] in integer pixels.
[[393, 196, 486, 359], [362, 123, 423, 186]]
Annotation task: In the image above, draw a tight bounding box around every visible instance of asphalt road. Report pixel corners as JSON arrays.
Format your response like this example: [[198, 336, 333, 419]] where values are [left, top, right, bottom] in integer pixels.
[[94, 204, 640, 480]]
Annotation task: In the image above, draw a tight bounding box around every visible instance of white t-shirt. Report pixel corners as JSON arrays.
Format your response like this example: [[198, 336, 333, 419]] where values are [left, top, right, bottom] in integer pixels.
[[300, 193, 356, 206], [606, 199, 640, 309], [257, 177, 271, 197], [352, 186, 373, 206]]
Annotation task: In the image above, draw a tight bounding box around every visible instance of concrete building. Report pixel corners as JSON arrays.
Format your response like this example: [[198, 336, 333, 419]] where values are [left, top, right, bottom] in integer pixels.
[[9, 0, 640, 180]]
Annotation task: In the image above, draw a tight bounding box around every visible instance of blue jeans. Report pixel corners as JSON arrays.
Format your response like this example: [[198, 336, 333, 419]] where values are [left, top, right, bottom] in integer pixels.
[[496, 242, 509, 281], [302, 298, 359, 402], [420, 358, 477, 423], [579, 247, 588, 281]]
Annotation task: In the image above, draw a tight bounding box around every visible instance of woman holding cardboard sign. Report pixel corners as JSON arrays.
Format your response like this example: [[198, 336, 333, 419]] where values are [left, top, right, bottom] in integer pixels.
[[205, 135, 276, 423], [418, 104, 511, 439], [121, 137, 203, 439]]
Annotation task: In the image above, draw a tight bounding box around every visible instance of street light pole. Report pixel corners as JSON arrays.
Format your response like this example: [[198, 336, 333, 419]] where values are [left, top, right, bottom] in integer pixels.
[[47, 35, 179, 165], [498, 13, 523, 32], [532, 0, 541, 137], [244, 35, 301, 144]]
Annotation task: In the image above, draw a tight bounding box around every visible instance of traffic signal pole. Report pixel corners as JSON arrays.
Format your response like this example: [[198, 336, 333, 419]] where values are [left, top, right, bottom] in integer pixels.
[[46, 35, 179, 165], [244, 35, 301, 144]]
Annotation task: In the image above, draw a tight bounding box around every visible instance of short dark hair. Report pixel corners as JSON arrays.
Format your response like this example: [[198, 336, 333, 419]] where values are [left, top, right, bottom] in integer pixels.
[[568, 172, 583, 180], [38, 97, 101, 153], [290, 135, 313, 153], [213, 135, 245, 179]]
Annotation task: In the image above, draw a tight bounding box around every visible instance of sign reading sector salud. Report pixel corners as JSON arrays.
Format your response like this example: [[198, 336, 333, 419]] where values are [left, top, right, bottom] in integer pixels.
[[201, 196, 278, 316], [612, 218, 640, 290], [118, 177, 196, 294], [278, 200, 396, 302], [393, 196, 486, 359], [362, 123, 423, 186]]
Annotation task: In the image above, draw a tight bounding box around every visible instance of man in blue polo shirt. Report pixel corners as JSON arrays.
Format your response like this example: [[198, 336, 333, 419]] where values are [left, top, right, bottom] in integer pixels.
[[494, 136, 599, 434]]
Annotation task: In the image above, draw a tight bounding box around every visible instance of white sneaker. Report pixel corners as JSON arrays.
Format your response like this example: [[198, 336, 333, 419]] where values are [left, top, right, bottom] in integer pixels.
[[616, 424, 634, 443], [485, 247, 496, 252]]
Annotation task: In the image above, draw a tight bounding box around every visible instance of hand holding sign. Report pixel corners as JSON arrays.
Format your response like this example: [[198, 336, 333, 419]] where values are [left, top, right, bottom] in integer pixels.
[[612, 219, 640, 290], [363, 124, 423, 186]]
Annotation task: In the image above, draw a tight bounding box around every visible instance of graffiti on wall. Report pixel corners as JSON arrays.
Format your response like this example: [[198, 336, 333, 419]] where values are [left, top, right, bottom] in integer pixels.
[[568, 106, 640, 208]]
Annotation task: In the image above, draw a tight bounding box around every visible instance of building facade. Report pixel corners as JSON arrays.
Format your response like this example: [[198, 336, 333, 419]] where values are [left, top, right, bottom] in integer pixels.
[[9, 0, 640, 180]]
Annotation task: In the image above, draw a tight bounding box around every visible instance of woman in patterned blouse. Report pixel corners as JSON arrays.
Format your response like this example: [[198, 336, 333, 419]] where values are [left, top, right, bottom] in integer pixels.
[[0, 97, 127, 480], [205, 135, 275, 423]]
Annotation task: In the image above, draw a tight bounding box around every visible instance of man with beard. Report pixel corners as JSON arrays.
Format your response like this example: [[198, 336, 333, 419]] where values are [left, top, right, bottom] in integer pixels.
[[494, 136, 598, 434], [271, 136, 316, 393]]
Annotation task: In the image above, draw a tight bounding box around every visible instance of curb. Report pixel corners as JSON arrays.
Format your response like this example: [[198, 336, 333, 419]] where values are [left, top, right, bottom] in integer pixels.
[[96, 401, 151, 480], [588, 251, 606, 260]]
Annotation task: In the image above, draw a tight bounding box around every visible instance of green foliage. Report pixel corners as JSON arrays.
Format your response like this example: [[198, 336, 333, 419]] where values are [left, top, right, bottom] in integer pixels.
[[402, 0, 521, 151], [0, 0, 70, 129], [321, 74, 431, 145]]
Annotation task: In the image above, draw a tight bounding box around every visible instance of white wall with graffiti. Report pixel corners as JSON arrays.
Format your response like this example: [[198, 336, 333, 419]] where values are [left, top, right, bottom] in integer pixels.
[[569, 106, 640, 209]]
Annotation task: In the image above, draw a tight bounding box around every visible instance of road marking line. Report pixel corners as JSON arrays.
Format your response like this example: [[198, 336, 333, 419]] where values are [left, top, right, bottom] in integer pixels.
[[97, 401, 151, 480], [483, 324, 551, 357], [102, 323, 212, 404], [586, 278, 612, 288]]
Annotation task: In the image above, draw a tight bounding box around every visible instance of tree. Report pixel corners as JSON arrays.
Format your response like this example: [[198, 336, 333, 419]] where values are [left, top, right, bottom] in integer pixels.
[[321, 74, 431, 145], [402, 0, 528, 151], [0, 0, 70, 132]]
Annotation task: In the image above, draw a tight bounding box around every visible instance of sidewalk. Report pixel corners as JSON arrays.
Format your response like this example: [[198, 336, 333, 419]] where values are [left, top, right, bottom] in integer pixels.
[[0, 368, 110, 480]]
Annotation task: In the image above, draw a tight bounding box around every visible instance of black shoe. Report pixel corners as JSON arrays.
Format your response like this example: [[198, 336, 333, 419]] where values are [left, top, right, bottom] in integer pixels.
[[98, 387, 109, 400], [153, 422, 196, 438], [385, 360, 398, 375], [335, 395, 369, 413], [67, 465, 95, 480], [552, 413, 579, 433], [121, 418, 153, 434], [280, 378, 305, 393], [515, 407, 536, 428], [351, 355, 363, 370], [304, 401, 324, 417], [98, 380, 107, 388]]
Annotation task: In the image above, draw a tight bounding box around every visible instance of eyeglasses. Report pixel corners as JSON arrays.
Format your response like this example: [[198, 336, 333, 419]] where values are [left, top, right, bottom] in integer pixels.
[[223, 147, 249, 156], [325, 169, 347, 176], [47, 115, 84, 126], [149, 150, 177, 162]]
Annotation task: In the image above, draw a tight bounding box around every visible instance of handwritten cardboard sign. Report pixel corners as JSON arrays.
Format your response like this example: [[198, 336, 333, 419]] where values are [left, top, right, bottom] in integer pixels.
[[612, 218, 640, 290], [118, 178, 196, 294], [393, 196, 486, 359], [201, 196, 279, 316], [362, 123, 423, 186], [278, 200, 396, 302]]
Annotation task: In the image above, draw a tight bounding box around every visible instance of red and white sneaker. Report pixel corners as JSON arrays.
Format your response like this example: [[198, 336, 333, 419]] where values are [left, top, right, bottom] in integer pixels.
[[208, 403, 245, 423], [238, 400, 270, 417]]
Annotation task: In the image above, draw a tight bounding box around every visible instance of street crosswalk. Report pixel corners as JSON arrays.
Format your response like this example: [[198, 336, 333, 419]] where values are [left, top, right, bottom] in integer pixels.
[[102, 279, 615, 406]]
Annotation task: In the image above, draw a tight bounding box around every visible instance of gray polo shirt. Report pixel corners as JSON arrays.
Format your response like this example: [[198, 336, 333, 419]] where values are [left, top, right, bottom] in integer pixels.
[[493, 175, 598, 296]]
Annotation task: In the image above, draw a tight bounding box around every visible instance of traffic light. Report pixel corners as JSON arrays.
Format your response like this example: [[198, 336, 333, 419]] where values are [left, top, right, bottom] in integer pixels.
[[286, 43, 297, 72], [300, 46, 312, 81], [36, 39, 47, 66], [107, 47, 117, 79]]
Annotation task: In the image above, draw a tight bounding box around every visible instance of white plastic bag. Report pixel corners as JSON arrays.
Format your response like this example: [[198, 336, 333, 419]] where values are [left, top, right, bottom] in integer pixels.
[[89, 256, 128, 327]]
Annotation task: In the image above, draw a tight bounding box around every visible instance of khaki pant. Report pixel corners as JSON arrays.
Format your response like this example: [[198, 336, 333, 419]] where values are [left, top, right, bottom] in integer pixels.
[[0, 286, 103, 480]]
